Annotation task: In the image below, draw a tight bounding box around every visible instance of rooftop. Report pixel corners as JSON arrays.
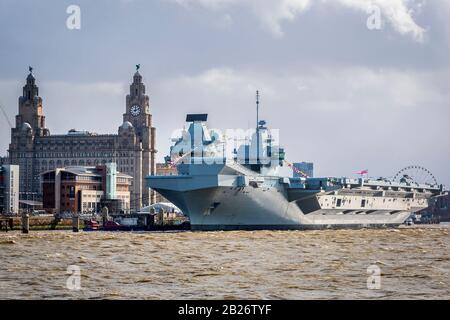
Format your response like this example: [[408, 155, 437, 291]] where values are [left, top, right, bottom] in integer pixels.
[[41, 166, 133, 179]]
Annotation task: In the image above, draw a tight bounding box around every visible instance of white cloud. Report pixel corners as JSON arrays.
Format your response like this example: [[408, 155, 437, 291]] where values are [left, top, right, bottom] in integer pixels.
[[245, 0, 311, 37], [168, 0, 426, 41], [339, 0, 426, 41]]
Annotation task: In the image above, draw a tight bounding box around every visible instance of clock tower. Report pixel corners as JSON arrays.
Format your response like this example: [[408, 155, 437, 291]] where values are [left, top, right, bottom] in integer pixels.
[[123, 66, 157, 206]]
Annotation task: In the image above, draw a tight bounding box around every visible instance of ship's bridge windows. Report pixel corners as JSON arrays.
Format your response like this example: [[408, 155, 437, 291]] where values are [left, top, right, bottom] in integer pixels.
[[336, 199, 342, 207], [361, 199, 366, 208]]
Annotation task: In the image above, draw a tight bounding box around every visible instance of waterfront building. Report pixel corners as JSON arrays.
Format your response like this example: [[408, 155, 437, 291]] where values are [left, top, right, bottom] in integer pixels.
[[41, 165, 132, 214], [438, 194, 450, 222], [293, 162, 314, 178], [0, 164, 20, 215], [8, 67, 157, 209], [155, 162, 178, 203], [417, 193, 450, 223]]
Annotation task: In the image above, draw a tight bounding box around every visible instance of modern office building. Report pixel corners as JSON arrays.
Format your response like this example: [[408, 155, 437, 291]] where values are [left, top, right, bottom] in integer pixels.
[[41, 164, 132, 214], [8, 67, 157, 209], [0, 164, 20, 215]]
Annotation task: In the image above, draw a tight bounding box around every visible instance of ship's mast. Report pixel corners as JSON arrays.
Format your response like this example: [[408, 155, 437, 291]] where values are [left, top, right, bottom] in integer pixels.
[[256, 90, 260, 163]]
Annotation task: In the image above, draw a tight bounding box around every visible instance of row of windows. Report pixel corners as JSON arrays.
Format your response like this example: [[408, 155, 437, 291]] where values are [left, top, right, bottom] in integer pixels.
[[36, 139, 115, 146], [118, 167, 133, 173], [82, 202, 99, 209], [76, 176, 102, 182], [35, 164, 134, 175], [35, 159, 109, 166], [15, 152, 137, 159], [119, 159, 133, 165], [333, 197, 416, 208], [83, 194, 102, 199], [78, 185, 100, 190], [34, 145, 116, 152], [35, 152, 115, 158]]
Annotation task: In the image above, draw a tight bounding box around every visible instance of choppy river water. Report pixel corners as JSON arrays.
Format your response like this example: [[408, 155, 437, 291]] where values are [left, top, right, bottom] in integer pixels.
[[1, 226, 449, 299]]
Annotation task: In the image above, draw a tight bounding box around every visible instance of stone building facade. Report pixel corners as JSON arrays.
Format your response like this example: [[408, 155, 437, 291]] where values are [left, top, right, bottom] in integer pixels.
[[155, 163, 178, 203], [8, 69, 157, 209]]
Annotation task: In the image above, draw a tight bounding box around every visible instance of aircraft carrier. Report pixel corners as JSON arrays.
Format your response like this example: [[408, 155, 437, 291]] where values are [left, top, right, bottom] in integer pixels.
[[147, 99, 446, 230]]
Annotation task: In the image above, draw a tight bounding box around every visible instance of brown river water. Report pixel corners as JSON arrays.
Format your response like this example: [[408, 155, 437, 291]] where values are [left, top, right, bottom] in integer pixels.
[[1, 226, 449, 300]]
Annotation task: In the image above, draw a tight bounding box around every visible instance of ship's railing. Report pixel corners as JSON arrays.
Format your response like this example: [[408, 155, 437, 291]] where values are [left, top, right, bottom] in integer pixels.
[[316, 177, 442, 191], [289, 176, 444, 194]]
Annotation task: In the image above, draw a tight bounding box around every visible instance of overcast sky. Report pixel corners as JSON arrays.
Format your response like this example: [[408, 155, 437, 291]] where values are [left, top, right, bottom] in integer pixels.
[[0, 0, 449, 185]]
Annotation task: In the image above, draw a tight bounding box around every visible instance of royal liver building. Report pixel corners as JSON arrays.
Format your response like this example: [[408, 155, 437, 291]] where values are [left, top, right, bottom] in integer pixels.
[[8, 68, 157, 209]]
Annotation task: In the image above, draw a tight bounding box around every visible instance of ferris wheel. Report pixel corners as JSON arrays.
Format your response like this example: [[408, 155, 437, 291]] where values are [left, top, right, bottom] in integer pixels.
[[393, 165, 438, 186]]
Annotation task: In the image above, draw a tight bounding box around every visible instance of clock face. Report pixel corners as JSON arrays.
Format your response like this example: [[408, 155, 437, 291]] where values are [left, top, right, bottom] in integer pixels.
[[130, 104, 141, 117]]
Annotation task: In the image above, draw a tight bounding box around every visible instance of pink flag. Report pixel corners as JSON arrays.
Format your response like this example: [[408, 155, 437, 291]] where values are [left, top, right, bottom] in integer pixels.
[[356, 169, 368, 175]]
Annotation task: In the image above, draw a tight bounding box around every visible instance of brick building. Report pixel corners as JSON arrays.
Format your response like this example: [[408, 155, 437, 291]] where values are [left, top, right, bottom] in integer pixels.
[[41, 164, 132, 214]]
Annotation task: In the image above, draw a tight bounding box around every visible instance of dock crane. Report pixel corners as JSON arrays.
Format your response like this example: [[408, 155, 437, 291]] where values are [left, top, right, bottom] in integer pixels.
[[0, 102, 13, 129]]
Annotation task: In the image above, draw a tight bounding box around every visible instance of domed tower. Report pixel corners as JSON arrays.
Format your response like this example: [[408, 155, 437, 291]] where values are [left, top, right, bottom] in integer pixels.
[[15, 67, 48, 136], [9, 67, 49, 197], [122, 65, 157, 206]]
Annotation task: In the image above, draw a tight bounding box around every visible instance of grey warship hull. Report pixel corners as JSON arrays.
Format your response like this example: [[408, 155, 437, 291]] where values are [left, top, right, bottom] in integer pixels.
[[148, 162, 440, 230], [148, 113, 445, 231]]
